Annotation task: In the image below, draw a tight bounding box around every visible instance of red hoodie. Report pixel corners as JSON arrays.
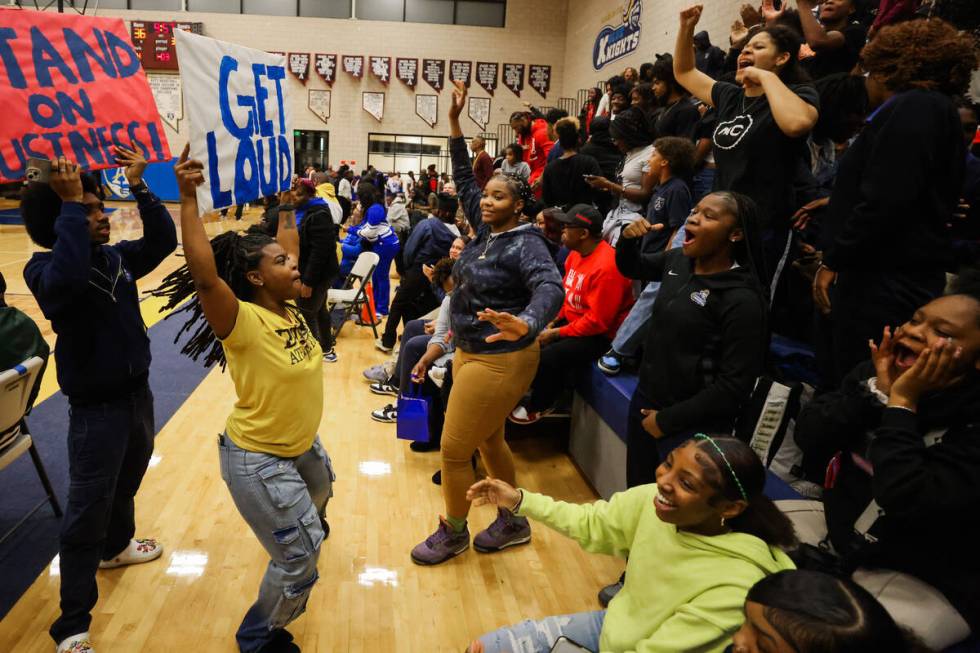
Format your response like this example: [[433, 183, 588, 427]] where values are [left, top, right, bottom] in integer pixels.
[[557, 240, 634, 339], [518, 118, 554, 186]]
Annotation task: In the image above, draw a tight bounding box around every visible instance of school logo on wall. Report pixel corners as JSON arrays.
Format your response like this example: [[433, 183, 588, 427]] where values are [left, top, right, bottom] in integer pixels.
[[592, 0, 642, 71]]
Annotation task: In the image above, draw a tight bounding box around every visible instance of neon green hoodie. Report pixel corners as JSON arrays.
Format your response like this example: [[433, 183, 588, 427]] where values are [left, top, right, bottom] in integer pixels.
[[517, 484, 795, 653]]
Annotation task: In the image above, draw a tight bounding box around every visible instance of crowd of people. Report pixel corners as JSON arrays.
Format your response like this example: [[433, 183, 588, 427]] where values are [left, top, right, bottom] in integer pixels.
[[4, 1, 980, 652]]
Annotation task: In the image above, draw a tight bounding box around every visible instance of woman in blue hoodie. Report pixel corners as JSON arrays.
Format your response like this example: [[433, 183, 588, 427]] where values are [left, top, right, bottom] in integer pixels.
[[410, 81, 564, 566]]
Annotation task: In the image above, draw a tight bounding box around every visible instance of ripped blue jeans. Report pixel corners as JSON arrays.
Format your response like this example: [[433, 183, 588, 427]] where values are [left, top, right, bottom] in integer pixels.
[[218, 435, 335, 652], [478, 611, 606, 653]]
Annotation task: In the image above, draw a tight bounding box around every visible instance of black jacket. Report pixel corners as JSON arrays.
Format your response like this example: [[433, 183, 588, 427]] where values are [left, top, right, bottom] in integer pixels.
[[23, 187, 177, 403], [450, 136, 564, 354], [822, 90, 964, 274], [795, 362, 980, 631], [298, 201, 339, 287], [580, 126, 623, 218], [615, 244, 767, 435]]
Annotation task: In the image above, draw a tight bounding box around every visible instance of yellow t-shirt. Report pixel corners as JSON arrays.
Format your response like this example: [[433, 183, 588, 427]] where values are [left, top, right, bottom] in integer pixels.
[[221, 300, 323, 457]]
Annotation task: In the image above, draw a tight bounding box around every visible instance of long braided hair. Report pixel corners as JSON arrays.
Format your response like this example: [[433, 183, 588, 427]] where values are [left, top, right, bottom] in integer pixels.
[[152, 229, 291, 369]]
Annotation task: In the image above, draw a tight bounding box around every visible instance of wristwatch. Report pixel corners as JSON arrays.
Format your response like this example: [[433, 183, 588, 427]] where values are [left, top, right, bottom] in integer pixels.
[[129, 179, 148, 194]]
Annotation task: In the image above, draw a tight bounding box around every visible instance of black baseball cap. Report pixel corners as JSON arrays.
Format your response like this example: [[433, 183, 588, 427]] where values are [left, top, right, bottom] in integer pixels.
[[556, 204, 603, 235]]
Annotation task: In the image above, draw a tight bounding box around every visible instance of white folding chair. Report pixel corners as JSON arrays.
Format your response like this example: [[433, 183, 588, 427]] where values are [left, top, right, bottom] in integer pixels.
[[326, 251, 380, 339], [0, 356, 62, 546]]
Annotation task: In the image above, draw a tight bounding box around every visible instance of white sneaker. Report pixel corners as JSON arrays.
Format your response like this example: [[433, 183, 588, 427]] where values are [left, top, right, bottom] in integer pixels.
[[57, 633, 94, 653], [98, 538, 163, 569], [428, 366, 446, 388], [375, 338, 394, 353]]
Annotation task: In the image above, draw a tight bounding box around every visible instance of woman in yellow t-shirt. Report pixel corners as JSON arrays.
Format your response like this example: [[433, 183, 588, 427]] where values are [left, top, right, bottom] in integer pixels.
[[156, 147, 333, 653]]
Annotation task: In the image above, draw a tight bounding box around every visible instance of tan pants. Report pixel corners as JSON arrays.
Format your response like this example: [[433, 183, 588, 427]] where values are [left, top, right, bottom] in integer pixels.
[[778, 500, 972, 649], [441, 344, 540, 519]]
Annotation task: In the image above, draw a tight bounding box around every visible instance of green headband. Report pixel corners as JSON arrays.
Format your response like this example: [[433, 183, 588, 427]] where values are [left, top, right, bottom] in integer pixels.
[[694, 433, 748, 502]]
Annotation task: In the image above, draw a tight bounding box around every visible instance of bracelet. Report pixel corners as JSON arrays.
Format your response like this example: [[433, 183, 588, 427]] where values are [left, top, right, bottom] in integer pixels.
[[129, 179, 148, 194], [511, 489, 524, 513]]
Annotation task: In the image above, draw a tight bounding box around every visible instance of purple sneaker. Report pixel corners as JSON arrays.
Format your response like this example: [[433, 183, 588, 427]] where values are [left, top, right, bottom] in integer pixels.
[[410, 518, 470, 566], [473, 508, 531, 553]]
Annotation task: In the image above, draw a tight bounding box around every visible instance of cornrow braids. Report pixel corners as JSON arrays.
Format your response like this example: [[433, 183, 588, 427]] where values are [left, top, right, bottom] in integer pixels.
[[151, 230, 288, 369]]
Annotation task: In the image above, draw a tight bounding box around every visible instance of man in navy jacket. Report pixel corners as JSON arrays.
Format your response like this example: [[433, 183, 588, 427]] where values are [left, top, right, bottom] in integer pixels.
[[22, 151, 177, 653]]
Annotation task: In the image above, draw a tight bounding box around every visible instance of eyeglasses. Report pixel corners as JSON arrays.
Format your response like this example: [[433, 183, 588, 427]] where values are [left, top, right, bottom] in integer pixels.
[[83, 201, 105, 216]]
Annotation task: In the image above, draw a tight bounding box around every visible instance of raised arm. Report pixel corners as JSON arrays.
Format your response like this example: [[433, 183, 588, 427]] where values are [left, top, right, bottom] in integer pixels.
[[173, 145, 239, 340], [276, 190, 300, 263], [796, 0, 847, 52], [447, 80, 483, 232], [674, 5, 718, 106]]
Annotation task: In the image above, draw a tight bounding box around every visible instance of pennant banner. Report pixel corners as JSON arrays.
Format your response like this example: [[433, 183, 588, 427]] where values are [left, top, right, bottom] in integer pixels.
[[422, 58, 445, 92], [476, 62, 498, 95], [288, 52, 311, 84], [502, 63, 525, 97], [449, 60, 471, 87], [416, 94, 437, 128], [468, 96, 490, 131], [529, 64, 551, 99], [396, 58, 418, 88], [370, 56, 391, 84], [343, 55, 364, 78], [308, 89, 331, 123], [175, 29, 292, 214], [314, 53, 337, 85], [0, 10, 171, 181], [362, 91, 384, 122], [268, 50, 285, 57]]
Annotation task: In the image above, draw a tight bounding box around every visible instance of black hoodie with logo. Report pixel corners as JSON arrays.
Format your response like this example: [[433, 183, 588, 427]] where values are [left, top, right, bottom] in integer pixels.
[[615, 243, 768, 436], [795, 361, 980, 631]]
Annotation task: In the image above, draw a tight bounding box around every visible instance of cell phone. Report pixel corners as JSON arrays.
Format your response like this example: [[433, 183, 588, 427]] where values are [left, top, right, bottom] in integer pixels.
[[25, 158, 51, 184], [550, 636, 593, 653]]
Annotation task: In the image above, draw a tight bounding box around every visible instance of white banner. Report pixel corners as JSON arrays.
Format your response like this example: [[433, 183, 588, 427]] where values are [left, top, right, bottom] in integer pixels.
[[147, 73, 183, 132], [176, 29, 293, 215]]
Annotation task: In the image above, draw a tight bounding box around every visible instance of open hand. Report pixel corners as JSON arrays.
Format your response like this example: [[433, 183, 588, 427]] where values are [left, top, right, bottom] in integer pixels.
[[477, 308, 529, 343], [113, 143, 147, 186], [449, 80, 467, 121], [621, 218, 663, 240], [49, 157, 83, 202], [730, 19, 749, 45], [466, 478, 521, 511], [889, 339, 965, 409], [869, 326, 899, 395], [740, 3, 763, 27], [174, 144, 205, 200], [761, 0, 786, 24]]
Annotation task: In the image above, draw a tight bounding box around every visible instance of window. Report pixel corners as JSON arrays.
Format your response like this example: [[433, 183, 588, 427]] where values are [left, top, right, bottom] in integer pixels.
[[367, 133, 497, 177], [295, 130, 330, 174], [356, 0, 505, 27]]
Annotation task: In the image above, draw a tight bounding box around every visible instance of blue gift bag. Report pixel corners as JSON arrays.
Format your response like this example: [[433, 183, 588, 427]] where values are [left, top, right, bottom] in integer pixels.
[[396, 384, 430, 442]]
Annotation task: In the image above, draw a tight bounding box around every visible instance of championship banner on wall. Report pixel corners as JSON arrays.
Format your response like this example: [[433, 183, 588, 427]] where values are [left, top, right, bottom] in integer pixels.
[[314, 53, 337, 85], [0, 9, 171, 182], [529, 64, 551, 99], [396, 58, 418, 88], [370, 56, 391, 84], [288, 52, 310, 84], [422, 59, 445, 92], [175, 29, 293, 215], [449, 60, 471, 87], [468, 96, 490, 131], [147, 73, 183, 132], [362, 91, 384, 122], [308, 89, 330, 123], [343, 55, 364, 78], [502, 63, 525, 97], [415, 94, 437, 127], [476, 62, 498, 95]]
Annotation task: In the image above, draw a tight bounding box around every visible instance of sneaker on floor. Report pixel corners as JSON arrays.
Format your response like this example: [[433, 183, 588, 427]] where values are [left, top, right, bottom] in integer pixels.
[[363, 363, 390, 383], [322, 348, 338, 363], [410, 440, 439, 453], [98, 538, 163, 569], [410, 518, 470, 565], [375, 338, 394, 353], [598, 571, 626, 607], [507, 405, 553, 425], [370, 404, 398, 423], [256, 628, 300, 653], [428, 366, 446, 388], [597, 351, 622, 375], [473, 508, 531, 553], [369, 381, 399, 397], [56, 634, 94, 653]]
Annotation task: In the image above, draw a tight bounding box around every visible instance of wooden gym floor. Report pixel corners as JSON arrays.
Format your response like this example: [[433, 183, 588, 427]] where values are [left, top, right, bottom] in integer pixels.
[[0, 201, 622, 652]]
